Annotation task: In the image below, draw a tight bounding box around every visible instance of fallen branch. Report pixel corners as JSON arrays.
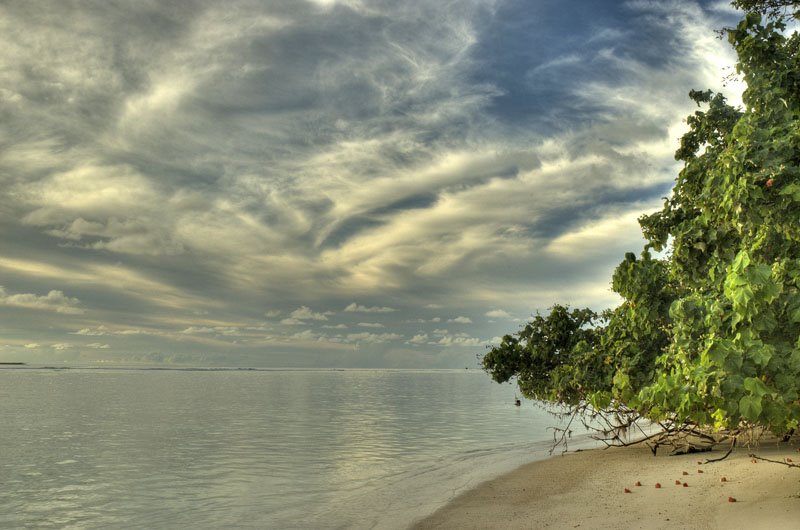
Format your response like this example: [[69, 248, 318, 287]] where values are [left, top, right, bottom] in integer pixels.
[[703, 438, 737, 464], [748, 453, 800, 468]]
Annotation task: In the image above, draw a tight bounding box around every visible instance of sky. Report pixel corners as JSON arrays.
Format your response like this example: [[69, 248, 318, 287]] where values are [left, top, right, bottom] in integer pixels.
[[0, 0, 746, 368]]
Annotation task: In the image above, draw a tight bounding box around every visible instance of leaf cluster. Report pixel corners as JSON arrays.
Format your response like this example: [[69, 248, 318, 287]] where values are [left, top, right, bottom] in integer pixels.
[[484, 9, 800, 436]]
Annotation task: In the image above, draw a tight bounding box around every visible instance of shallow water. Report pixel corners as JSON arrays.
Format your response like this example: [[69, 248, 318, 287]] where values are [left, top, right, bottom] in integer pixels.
[[0, 368, 594, 528]]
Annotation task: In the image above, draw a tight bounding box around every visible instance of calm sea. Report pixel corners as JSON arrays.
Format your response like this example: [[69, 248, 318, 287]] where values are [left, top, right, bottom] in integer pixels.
[[0, 368, 596, 529]]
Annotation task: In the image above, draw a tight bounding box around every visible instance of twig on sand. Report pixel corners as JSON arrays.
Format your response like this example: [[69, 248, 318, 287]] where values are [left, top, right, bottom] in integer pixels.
[[702, 438, 736, 464], [748, 453, 800, 468]]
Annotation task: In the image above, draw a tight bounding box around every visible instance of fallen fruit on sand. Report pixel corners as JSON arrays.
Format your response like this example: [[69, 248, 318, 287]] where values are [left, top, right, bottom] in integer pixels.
[[635, 481, 642, 487], [728, 497, 736, 503], [682, 471, 689, 475], [683, 482, 688, 487], [786, 458, 793, 463], [751, 459, 757, 463], [675, 480, 682, 485], [697, 469, 703, 473], [655, 483, 661, 488], [624, 488, 632, 493], [721, 477, 727, 482]]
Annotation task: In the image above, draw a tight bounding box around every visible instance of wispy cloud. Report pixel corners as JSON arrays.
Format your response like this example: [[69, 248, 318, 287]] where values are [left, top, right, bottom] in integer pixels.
[[0, 0, 744, 367]]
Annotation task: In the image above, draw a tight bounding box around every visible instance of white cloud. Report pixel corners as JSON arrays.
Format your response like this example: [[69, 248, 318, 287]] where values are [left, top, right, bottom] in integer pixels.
[[116, 329, 153, 336], [344, 303, 397, 313], [448, 316, 472, 324], [51, 343, 72, 350], [24, 343, 40, 349], [437, 333, 482, 347], [322, 324, 348, 329], [264, 310, 282, 318], [544, 206, 651, 259], [407, 334, 429, 345], [86, 343, 111, 349], [72, 326, 108, 336], [181, 326, 240, 336], [357, 322, 385, 328], [345, 332, 403, 344], [280, 318, 304, 326], [485, 309, 511, 319], [0, 286, 84, 314], [291, 329, 321, 341], [181, 326, 216, 334], [289, 306, 329, 321]]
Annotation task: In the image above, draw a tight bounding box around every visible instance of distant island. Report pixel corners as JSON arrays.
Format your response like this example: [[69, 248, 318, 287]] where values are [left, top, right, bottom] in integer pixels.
[[0, 362, 26, 365]]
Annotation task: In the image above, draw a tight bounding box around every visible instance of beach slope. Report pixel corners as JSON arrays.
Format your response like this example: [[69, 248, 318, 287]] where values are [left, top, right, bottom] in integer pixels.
[[412, 441, 800, 529]]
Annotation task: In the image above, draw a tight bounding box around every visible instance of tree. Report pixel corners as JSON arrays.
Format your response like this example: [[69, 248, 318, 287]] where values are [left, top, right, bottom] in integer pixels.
[[483, 9, 800, 439], [732, 0, 800, 18], [482, 305, 603, 406]]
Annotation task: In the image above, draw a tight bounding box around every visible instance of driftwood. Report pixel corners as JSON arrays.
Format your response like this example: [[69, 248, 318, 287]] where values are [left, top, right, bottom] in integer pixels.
[[647, 426, 719, 456]]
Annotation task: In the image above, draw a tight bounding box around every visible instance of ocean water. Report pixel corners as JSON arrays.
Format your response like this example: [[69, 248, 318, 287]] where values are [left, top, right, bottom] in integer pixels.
[[0, 368, 597, 529]]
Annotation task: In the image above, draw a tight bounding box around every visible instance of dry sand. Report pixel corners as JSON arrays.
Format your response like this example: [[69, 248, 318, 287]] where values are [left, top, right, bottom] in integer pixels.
[[411, 439, 800, 529]]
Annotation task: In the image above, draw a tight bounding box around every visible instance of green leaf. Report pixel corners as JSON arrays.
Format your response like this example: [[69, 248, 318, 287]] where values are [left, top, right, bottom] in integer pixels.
[[590, 391, 612, 411], [731, 285, 754, 312], [779, 182, 800, 201], [743, 377, 770, 398], [748, 264, 772, 286], [739, 395, 763, 422], [788, 350, 800, 372], [787, 295, 800, 323], [732, 250, 751, 274], [725, 350, 744, 373], [706, 340, 729, 366]]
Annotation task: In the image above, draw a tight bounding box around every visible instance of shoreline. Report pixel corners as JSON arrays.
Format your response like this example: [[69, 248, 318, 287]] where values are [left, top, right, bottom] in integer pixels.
[[411, 439, 800, 529]]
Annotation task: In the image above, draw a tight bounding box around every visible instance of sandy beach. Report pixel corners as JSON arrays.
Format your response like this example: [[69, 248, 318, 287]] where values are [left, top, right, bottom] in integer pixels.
[[412, 439, 800, 529]]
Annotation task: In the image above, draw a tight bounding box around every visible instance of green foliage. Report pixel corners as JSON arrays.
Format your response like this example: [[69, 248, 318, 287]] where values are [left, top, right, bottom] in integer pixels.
[[482, 305, 604, 405], [484, 10, 800, 435], [732, 0, 800, 18]]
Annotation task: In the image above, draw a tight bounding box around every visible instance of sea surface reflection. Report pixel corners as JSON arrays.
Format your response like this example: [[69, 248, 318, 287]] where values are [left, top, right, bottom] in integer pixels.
[[0, 368, 594, 528]]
